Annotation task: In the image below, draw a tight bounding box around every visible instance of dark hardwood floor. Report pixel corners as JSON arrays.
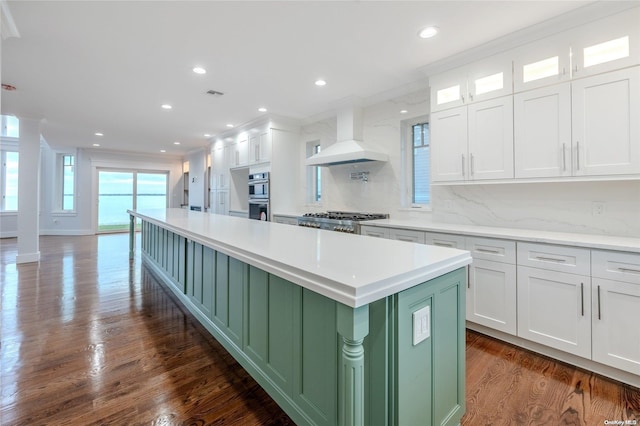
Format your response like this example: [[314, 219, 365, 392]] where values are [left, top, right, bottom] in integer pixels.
[[1, 234, 638, 425]]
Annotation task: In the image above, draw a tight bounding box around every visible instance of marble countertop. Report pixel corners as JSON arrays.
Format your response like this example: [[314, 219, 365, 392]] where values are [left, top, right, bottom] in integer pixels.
[[129, 209, 472, 308], [363, 218, 640, 253]]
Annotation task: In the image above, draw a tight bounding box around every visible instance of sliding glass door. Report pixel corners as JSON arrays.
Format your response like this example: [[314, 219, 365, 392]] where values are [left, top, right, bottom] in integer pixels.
[[97, 169, 167, 233]]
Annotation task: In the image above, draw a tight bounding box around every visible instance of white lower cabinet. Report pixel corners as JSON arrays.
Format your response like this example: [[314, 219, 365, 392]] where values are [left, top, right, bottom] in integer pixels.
[[591, 250, 640, 374], [468, 258, 517, 335], [388, 228, 425, 244], [466, 237, 517, 334], [517, 266, 592, 359], [360, 225, 390, 239]]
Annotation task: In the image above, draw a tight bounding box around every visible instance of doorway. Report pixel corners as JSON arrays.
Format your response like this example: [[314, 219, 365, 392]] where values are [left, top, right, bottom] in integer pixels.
[[97, 169, 168, 233]]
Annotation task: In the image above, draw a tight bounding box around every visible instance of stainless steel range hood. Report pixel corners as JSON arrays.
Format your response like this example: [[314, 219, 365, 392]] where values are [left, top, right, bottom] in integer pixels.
[[306, 106, 388, 167]]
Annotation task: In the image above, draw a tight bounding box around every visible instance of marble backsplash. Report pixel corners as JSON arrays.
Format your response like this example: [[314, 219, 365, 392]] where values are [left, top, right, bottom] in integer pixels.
[[431, 180, 640, 237]]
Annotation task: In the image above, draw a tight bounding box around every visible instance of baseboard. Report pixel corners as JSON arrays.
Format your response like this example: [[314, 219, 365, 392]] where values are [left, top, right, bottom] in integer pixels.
[[40, 229, 94, 236], [16, 251, 41, 264]]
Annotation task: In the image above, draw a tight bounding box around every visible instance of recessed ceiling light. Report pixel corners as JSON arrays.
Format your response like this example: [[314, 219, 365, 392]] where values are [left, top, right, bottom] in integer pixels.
[[92, 143, 100, 147], [173, 141, 181, 145], [204, 134, 211, 137], [94, 132, 104, 136], [193, 67, 206, 74], [160, 149, 166, 153], [258, 107, 267, 113], [161, 104, 172, 110], [226, 123, 234, 128], [315, 79, 327, 86], [418, 26, 439, 39], [400, 110, 408, 114]]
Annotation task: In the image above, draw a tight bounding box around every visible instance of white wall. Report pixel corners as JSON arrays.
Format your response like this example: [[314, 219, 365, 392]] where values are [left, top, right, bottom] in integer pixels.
[[298, 89, 431, 215], [186, 148, 207, 211], [38, 146, 183, 235]]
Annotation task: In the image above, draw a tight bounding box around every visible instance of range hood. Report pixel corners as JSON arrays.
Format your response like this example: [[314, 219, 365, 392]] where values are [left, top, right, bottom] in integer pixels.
[[306, 106, 388, 167]]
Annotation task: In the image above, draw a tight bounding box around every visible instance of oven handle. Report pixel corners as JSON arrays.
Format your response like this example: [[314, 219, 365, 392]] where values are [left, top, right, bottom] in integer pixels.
[[249, 199, 269, 204], [248, 179, 269, 185]]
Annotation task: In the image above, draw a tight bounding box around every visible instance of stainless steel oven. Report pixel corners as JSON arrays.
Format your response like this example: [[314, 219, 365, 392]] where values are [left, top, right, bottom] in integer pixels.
[[249, 199, 269, 221], [248, 172, 269, 200]]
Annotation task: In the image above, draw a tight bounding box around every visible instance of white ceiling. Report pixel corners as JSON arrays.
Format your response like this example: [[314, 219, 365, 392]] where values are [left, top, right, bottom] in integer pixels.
[[1, 0, 608, 156]]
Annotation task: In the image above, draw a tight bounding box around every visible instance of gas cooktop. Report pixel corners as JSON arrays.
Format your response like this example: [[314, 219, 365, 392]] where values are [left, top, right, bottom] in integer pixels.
[[298, 211, 389, 233]]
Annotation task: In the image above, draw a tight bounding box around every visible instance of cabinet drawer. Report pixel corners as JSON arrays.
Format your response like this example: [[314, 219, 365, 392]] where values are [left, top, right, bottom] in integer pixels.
[[360, 226, 390, 239], [466, 237, 516, 264], [389, 228, 426, 244], [517, 242, 590, 275], [425, 232, 466, 249], [592, 250, 640, 284]]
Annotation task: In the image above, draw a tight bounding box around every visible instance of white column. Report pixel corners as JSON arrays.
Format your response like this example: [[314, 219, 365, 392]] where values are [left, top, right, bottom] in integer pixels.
[[16, 117, 42, 264]]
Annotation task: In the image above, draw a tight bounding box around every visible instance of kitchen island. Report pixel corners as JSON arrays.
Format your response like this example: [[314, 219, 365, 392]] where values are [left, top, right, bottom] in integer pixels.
[[128, 208, 472, 426]]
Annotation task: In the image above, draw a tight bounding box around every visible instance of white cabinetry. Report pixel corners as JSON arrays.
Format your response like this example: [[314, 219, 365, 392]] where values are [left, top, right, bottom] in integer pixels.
[[388, 228, 425, 244], [466, 237, 517, 335], [424, 232, 466, 249], [572, 67, 640, 176], [250, 130, 271, 164], [514, 83, 571, 178], [229, 136, 248, 168], [591, 250, 640, 374], [516, 243, 591, 358], [432, 96, 513, 182], [360, 225, 390, 239]]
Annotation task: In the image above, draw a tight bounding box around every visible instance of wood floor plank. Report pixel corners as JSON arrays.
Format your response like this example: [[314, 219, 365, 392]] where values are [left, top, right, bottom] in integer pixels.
[[1, 234, 638, 425]]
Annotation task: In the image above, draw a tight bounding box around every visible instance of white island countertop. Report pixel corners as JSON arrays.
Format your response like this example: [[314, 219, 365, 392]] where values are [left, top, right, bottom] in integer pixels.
[[129, 208, 472, 308]]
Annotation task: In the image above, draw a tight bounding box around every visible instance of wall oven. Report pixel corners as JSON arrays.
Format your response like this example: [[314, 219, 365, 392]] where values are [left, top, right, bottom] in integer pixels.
[[249, 200, 269, 221], [248, 172, 269, 200], [248, 172, 270, 221]]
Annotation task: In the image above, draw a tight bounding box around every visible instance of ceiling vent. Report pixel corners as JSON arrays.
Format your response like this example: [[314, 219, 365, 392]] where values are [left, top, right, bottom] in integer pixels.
[[206, 90, 224, 96]]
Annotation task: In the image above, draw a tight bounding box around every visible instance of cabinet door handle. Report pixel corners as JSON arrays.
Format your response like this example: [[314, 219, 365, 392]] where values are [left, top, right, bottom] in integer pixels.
[[476, 248, 501, 254], [597, 285, 601, 320], [618, 267, 640, 274], [470, 153, 475, 176], [469, 92, 474, 101], [562, 143, 567, 171], [461, 94, 465, 103], [576, 141, 580, 170], [461, 154, 465, 177], [580, 282, 584, 316], [535, 256, 566, 263], [467, 266, 470, 288], [434, 242, 454, 248]]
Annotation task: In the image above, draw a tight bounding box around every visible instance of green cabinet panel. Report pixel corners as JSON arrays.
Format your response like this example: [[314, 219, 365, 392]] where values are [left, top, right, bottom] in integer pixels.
[[293, 288, 338, 426], [267, 275, 294, 395], [246, 266, 269, 365], [200, 246, 214, 318], [227, 258, 245, 347], [185, 240, 194, 300], [214, 252, 229, 328], [193, 243, 204, 304], [177, 235, 186, 290]]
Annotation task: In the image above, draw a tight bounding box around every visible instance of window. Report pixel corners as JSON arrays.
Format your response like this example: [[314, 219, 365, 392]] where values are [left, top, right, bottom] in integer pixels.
[[60, 154, 75, 211], [583, 36, 629, 68], [314, 144, 322, 202], [1, 115, 19, 138], [412, 122, 430, 205], [1, 151, 19, 211], [523, 56, 559, 83], [306, 141, 322, 204]]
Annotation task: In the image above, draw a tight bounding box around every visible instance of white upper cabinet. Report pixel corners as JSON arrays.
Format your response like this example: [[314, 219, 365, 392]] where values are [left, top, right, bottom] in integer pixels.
[[572, 66, 640, 176], [430, 53, 512, 112], [513, 32, 571, 93], [211, 141, 230, 190], [514, 82, 572, 178], [467, 96, 514, 180], [230, 135, 248, 168], [432, 96, 513, 182], [570, 8, 640, 79], [250, 130, 271, 164]]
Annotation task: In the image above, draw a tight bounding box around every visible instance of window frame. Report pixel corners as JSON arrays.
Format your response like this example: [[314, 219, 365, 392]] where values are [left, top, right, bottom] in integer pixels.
[[401, 115, 431, 210], [305, 139, 322, 205], [0, 147, 19, 212], [56, 152, 76, 213]]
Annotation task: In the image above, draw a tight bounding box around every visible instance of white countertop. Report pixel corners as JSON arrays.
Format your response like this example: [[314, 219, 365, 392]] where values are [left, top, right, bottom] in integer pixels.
[[129, 209, 472, 308], [363, 218, 640, 253]]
